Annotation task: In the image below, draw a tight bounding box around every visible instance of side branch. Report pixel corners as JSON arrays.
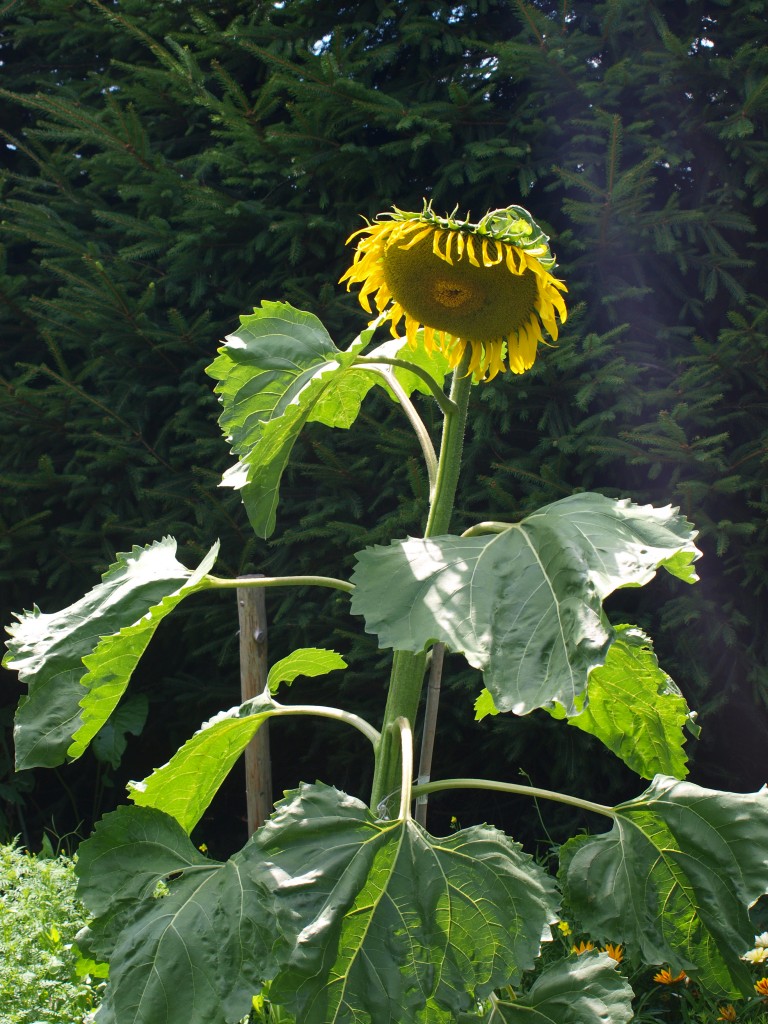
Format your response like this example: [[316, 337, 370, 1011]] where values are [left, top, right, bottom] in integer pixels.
[[411, 778, 615, 819], [355, 355, 457, 417]]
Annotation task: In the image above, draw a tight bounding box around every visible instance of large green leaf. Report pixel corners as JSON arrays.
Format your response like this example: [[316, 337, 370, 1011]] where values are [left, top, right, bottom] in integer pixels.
[[128, 692, 277, 833], [206, 303, 447, 538], [562, 625, 694, 779], [130, 648, 351, 833], [262, 785, 559, 1024], [75, 804, 277, 1024], [464, 951, 634, 1024], [561, 775, 768, 998], [476, 626, 693, 778], [351, 494, 700, 715], [79, 785, 558, 1024], [3, 538, 218, 769]]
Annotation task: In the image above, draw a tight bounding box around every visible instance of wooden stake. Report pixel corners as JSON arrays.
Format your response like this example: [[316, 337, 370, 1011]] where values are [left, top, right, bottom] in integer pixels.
[[237, 580, 272, 836], [415, 642, 445, 827]]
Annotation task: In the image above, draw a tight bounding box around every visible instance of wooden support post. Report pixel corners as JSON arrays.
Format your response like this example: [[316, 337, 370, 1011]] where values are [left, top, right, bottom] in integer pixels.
[[237, 580, 272, 836], [414, 642, 445, 827]]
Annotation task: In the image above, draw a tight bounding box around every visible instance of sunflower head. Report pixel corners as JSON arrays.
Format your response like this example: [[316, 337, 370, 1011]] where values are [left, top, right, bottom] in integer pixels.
[[340, 201, 567, 381]]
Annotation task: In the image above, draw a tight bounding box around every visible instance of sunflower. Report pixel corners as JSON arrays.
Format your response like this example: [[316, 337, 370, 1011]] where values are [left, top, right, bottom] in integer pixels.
[[340, 202, 567, 381]]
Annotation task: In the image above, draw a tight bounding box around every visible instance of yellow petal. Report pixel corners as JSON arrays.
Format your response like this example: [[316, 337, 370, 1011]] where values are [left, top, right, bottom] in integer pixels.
[[482, 239, 503, 267], [465, 235, 480, 267]]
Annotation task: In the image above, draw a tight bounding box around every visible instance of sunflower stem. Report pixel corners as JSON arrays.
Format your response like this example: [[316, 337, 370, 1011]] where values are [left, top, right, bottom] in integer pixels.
[[370, 353, 473, 814]]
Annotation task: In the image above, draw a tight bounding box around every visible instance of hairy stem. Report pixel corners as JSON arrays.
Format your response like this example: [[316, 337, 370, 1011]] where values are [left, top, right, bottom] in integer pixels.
[[370, 352, 473, 812]]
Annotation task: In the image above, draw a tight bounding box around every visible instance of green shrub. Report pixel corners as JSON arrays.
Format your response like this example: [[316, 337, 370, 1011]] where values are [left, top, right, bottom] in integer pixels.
[[0, 841, 105, 1024]]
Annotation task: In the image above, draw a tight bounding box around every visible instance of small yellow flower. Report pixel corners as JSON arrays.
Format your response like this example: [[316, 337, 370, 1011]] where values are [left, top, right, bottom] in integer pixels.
[[198, 842, 208, 854], [602, 943, 624, 964], [717, 1004, 737, 1022], [557, 921, 572, 937], [755, 977, 768, 998], [572, 940, 595, 955], [340, 202, 567, 381], [653, 968, 687, 985]]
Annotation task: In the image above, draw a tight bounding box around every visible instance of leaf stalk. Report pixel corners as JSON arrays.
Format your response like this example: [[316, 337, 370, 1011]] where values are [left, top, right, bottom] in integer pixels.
[[366, 365, 438, 496], [267, 700, 381, 749], [205, 574, 354, 594], [410, 778, 615, 819], [355, 355, 457, 417]]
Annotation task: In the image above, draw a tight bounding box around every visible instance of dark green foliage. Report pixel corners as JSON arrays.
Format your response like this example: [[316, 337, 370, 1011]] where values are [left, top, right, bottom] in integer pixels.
[[2, 0, 767, 849]]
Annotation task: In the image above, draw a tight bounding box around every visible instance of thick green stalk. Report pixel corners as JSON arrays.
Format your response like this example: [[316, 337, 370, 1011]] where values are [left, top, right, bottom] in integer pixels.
[[370, 353, 473, 813]]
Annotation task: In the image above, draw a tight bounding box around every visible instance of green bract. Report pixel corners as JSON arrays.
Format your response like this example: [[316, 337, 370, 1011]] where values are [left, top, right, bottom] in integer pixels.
[[4, 283, 768, 1024]]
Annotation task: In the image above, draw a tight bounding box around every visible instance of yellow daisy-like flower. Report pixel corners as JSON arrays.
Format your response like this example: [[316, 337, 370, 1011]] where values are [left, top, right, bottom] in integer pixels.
[[756, 978, 768, 998], [717, 1004, 738, 1021], [653, 968, 687, 985], [602, 943, 624, 964], [340, 202, 567, 381], [571, 941, 595, 955]]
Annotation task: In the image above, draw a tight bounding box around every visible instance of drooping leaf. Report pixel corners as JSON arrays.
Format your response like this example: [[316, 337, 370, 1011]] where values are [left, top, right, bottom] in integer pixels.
[[92, 694, 149, 770], [560, 775, 768, 998], [351, 494, 700, 715], [128, 685, 375, 833], [262, 784, 559, 1024], [466, 951, 634, 1024], [562, 625, 693, 779], [3, 538, 218, 769], [206, 303, 448, 538], [267, 647, 347, 693], [75, 805, 277, 1024], [476, 626, 694, 779], [128, 692, 276, 833], [80, 785, 558, 1024]]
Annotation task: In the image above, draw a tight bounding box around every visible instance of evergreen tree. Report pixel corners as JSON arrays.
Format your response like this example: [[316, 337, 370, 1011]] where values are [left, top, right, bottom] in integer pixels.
[[1, 0, 767, 849]]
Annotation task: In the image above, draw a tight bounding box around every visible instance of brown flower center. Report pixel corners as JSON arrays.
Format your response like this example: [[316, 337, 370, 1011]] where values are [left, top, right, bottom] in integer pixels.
[[433, 279, 476, 309], [381, 228, 538, 342]]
